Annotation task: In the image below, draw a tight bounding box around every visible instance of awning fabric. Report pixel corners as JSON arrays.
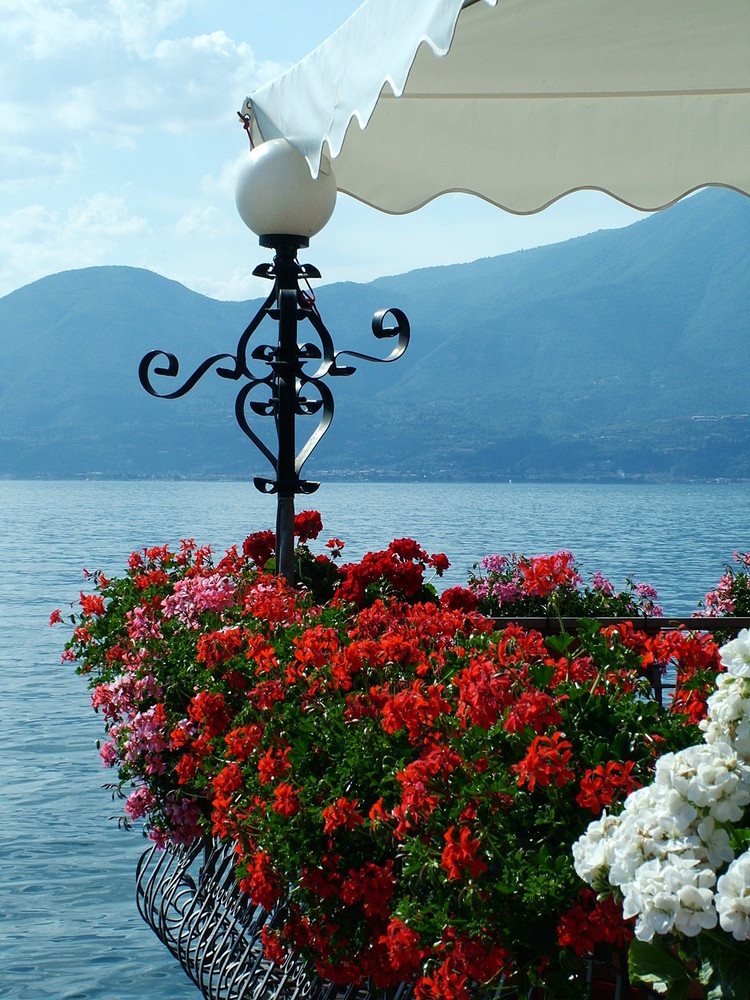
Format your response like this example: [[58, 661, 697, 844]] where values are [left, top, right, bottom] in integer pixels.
[[245, 0, 750, 215]]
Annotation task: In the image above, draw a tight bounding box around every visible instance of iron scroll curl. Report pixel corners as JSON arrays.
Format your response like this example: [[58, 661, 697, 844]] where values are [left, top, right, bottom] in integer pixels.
[[138, 350, 240, 399], [324, 307, 410, 377]]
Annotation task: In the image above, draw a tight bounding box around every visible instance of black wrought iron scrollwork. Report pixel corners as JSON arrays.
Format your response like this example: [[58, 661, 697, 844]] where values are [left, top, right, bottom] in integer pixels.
[[138, 237, 410, 582], [327, 308, 410, 375], [135, 838, 416, 1000], [139, 349, 241, 399]]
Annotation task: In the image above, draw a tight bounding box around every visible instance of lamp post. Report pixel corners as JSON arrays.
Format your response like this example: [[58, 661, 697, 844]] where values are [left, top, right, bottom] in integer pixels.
[[138, 133, 409, 583]]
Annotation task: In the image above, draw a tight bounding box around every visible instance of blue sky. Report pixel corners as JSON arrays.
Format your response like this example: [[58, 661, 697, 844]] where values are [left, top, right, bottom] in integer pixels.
[[0, 0, 649, 301]]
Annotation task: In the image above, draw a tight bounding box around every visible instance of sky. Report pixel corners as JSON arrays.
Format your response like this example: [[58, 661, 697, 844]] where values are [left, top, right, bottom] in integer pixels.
[[0, 0, 651, 302]]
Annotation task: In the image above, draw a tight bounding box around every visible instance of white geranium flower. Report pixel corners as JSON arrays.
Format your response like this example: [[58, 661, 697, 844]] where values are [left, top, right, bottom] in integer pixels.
[[705, 676, 746, 726], [625, 784, 675, 837], [655, 744, 750, 824], [673, 883, 718, 936], [696, 815, 734, 869], [653, 750, 686, 789], [574, 635, 750, 954], [706, 763, 750, 824], [623, 859, 680, 941], [608, 829, 650, 886], [716, 852, 750, 941], [622, 783, 660, 814], [703, 676, 750, 761], [606, 789, 666, 885], [732, 717, 750, 762], [659, 853, 714, 891], [654, 747, 704, 803], [654, 786, 699, 836], [693, 752, 750, 816], [720, 629, 750, 678], [623, 855, 716, 942], [572, 812, 620, 885]]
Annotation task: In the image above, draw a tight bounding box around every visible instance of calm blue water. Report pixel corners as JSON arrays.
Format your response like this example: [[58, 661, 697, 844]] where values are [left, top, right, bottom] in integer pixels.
[[2, 479, 749, 999]]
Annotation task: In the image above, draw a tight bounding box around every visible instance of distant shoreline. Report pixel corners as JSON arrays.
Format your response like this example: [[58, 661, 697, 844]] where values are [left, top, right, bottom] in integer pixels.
[[1, 473, 748, 486]]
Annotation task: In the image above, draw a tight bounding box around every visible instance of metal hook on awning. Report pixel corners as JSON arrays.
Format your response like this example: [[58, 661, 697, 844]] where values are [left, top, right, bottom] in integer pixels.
[[237, 97, 256, 148]]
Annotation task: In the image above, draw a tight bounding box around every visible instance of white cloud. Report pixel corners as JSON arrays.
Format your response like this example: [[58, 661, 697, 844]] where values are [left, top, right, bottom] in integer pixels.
[[186, 265, 266, 303], [0, 194, 148, 293], [0, 99, 34, 135], [107, 0, 192, 58], [174, 204, 221, 238], [0, 0, 284, 198], [199, 152, 247, 199], [0, 1, 104, 60], [0, 3, 287, 307], [0, 145, 84, 192], [154, 28, 244, 63]]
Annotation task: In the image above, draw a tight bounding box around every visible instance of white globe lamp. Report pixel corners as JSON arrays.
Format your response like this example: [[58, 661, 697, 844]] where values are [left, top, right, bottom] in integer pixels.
[[235, 137, 337, 243]]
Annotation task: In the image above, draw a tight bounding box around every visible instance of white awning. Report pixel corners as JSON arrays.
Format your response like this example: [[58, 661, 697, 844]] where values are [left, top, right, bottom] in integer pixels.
[[245, 0, 750, 215]]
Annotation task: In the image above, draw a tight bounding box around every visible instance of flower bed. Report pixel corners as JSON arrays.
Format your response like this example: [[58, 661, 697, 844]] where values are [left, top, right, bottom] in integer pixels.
[[54, 516, 731, 999]]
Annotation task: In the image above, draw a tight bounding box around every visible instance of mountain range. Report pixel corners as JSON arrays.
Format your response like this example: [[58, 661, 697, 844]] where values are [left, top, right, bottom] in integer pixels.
[[1, 187, 748, 482]]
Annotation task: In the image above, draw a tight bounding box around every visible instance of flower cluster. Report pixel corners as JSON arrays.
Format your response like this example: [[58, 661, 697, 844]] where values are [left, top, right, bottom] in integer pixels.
[[573, 630, 750, 996], [468, 550, 663, 619], [697, 550, 750, 647], [54, 516, 720, 999], [243, 518, 451, 607], [701, 550, 750, 616]]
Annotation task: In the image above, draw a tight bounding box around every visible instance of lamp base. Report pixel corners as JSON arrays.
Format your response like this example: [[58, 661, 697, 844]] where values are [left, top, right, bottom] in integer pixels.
[[259, 233, 309, 253]]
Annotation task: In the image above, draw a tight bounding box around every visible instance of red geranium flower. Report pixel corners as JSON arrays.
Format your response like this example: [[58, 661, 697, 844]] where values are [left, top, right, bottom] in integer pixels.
[[322, 796, 365, 835], [294, 509, 323, 543], [242, 530, 276, 567], [272, 782, 301, 817], [441, 825, 488, 881]]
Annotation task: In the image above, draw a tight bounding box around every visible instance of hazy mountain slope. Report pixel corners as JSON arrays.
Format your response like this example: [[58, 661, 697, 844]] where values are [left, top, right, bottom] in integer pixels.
[[1, 188, 748, 481]]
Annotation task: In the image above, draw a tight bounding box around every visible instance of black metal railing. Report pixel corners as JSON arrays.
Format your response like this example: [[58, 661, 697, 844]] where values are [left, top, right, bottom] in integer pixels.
[[136, 838, 415, 1000], [489, 615, 750, 706], [489, 615, 750, 636]]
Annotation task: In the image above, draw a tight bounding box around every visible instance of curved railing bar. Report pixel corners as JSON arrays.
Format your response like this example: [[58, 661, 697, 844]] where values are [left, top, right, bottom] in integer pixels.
[[327, 308, 410, 375], [294, 378, 334, 476], [137, 613, 745, 997], [235, 380, 279, 472], [235, 287, 278, 377], [135, 838, 418, 1000], [293, 313, 337, 381], [139, 258, 410, 496], [139, 350, 240, 399], [136, 835, 658, 1000]]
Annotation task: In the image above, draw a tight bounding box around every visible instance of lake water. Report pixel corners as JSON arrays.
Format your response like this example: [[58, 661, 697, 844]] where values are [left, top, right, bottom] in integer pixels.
[[2, 479, 749, 999]]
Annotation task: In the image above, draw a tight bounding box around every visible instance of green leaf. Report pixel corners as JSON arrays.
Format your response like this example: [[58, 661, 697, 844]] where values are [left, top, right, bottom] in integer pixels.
[[529, 662, 556, 687], [545, 632, 575, 656], [628, 938, 693, 999], [699, 929, 750, 999]]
